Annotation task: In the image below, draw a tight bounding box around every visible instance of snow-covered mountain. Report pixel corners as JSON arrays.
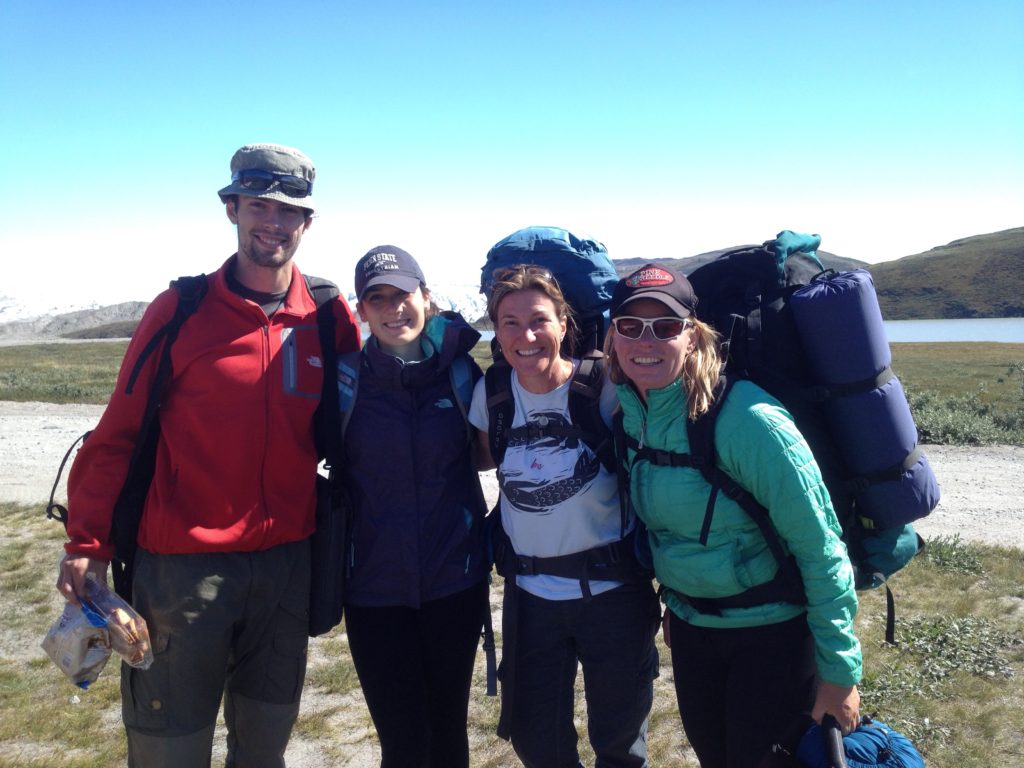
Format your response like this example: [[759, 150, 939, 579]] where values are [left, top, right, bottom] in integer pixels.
[[0, 293, 110, 324]]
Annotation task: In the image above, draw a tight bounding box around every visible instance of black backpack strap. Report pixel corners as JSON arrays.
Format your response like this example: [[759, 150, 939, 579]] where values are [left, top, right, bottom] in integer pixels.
[[110, 273, 208, 599], [612, 409, 632, 540], [567, 352, 617, 476], [304, 275, 342, 470], [485, 360, 516, 467], [46, 431, 91, 528]]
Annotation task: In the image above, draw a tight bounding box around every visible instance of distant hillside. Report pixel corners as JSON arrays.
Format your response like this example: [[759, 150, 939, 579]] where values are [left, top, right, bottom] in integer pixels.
[[614, 246, 866, 276], [0, 301, 148, 341], [63, 320, 141, 339], [869, 227, 1024, 319], [613, 228, 1024, 320], [1, 228, 1020, 341]]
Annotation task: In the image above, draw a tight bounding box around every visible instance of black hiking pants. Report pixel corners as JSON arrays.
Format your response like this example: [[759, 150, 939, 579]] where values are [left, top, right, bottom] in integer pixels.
[[344, 579, 488, 768], [668, 612, 816, 768]]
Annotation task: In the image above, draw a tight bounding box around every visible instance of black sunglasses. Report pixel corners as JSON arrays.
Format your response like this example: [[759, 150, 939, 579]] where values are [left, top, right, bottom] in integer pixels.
[[232, 169, 313, 198], [612, 316, 691, 340]]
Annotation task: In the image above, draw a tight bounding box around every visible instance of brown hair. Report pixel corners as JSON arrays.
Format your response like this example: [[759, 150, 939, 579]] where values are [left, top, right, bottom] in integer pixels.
[[604, 316, 724, 420], [487, 265, 578, 351]]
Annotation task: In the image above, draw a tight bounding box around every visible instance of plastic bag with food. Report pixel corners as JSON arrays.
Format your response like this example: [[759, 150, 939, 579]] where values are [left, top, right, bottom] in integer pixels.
[[41, 603, 112, 689], [80, 575, 154, 670]]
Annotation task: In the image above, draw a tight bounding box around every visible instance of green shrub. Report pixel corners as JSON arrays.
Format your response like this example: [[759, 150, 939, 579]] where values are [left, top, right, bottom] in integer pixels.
[[906, 386, 1024, 445], [921, 535, 985, 576]]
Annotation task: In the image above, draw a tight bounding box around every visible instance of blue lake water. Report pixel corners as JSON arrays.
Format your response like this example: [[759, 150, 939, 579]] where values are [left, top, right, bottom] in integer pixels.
[[883, 317, 1024, 343], [479, 318, 1024, 344]]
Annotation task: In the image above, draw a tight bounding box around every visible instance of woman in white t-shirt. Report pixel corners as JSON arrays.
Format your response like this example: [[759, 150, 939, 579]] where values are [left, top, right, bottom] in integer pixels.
[[469, 265, 659, 768]]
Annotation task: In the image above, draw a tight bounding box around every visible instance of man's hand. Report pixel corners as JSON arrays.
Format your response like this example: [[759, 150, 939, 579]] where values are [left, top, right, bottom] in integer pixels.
[[56, 555, 109, 605]]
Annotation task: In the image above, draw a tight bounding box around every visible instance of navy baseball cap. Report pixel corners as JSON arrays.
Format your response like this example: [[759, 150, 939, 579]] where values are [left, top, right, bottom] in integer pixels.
[[355, 245, 426, 299]]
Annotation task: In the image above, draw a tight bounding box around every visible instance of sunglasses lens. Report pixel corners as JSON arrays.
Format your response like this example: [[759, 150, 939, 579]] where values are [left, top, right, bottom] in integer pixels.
[[277, 175, 312, 198], [614, 317, 688, 339], [236, 169, 274, 191], [653, 319, 686, 339], [235, 170, 311, 197], [613, 318, 645, 339]]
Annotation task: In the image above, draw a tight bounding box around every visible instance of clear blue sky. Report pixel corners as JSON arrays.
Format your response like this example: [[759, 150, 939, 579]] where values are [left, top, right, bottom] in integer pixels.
[[2, 0, 1022, 308]]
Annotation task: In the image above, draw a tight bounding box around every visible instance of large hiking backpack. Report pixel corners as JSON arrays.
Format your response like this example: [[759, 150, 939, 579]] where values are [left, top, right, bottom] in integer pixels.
[[47, 274, 345, 615], [681, 231, 941, 640]]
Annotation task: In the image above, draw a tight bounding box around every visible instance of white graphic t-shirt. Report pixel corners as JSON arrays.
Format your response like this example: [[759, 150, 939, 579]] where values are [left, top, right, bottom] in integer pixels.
[[469, 361, 626, 600]]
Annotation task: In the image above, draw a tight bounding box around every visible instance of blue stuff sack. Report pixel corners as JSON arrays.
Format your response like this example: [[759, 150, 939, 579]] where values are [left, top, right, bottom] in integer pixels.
[[798, 716, 925, 768]]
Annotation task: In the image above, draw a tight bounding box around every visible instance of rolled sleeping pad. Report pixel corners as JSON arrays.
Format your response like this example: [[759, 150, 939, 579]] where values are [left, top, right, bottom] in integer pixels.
[[790, 270, 939, 528], [826, 376, 940, 528]]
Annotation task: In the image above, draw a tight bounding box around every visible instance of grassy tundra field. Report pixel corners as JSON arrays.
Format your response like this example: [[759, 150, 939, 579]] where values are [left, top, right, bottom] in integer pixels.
[[0, 340, 1022, 766], [2, 340, 1023, 445]]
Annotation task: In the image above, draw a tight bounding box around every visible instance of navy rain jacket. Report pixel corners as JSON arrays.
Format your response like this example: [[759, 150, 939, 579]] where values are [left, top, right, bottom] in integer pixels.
[[342, 312, 490, 608]]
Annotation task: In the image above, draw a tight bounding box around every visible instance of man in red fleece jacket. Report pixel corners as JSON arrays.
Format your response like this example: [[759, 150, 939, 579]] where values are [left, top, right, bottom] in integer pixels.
[[56, 143, 360, 767]]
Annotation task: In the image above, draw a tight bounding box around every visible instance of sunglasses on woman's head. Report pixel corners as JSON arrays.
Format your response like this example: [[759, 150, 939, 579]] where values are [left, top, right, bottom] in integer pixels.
[[491, 265, 554, 282], [612, 316, 691, 340]]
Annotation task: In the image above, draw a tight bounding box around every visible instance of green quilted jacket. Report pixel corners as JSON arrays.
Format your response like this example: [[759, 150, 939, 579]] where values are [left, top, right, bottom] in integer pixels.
[[617, 378, 862, 686]]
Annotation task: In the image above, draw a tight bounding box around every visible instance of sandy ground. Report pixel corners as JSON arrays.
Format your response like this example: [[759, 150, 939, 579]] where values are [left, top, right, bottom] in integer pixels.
[[3, 400, 1022, 547]]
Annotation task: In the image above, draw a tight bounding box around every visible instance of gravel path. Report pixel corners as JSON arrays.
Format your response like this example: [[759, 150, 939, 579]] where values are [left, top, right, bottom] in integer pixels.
[[2, 400, 1022, 547]]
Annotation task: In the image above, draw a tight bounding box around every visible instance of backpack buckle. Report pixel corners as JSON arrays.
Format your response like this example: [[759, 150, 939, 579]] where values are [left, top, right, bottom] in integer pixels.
[[514, 555, 539, 576]]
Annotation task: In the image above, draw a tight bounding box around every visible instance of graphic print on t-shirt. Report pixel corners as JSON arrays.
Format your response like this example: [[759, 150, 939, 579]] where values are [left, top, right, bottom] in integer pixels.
[[498, 409, 601, 515]]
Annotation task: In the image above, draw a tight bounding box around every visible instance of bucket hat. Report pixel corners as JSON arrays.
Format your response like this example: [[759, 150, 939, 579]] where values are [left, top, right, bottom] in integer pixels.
[[217, 143, 316, 212]]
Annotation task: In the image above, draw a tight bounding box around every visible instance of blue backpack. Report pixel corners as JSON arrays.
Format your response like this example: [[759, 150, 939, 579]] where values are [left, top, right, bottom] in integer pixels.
[[480, 225, 618, 356]]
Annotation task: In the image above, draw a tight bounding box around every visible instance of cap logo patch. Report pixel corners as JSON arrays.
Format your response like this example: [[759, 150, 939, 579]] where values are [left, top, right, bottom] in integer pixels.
[[626, 267, 675, 288], [363, 253, 400, 273]]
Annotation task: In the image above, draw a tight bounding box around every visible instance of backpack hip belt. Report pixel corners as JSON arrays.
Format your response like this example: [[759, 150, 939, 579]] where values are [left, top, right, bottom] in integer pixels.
[[511, 534, 651, 601], [492, 511, 651, 601]]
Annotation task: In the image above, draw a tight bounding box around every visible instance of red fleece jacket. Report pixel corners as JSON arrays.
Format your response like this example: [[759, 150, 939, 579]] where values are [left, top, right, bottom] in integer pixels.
[[65, 257, 360, 559]]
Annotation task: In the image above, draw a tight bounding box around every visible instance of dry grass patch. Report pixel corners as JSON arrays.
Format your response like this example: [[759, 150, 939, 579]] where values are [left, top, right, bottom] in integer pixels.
[[4, 505, 1022, 767]]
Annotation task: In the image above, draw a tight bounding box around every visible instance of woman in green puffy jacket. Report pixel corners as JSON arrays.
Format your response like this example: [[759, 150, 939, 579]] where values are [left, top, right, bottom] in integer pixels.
[[604, 263, 862, 768]]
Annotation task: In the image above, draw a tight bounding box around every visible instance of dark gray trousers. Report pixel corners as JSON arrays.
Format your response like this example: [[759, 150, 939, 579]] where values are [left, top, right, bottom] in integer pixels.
[[122, 540, 310, 768]]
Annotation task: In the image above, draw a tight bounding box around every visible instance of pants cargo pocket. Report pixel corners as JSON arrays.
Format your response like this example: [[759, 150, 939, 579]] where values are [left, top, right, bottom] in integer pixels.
[[262, 602, 308, 704], [122, 630, 171, 733]]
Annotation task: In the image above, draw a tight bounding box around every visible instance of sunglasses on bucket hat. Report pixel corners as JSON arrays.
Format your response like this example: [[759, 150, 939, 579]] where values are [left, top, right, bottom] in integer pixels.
[[231, 169, 313, 198], [612, 316, 691, 340]]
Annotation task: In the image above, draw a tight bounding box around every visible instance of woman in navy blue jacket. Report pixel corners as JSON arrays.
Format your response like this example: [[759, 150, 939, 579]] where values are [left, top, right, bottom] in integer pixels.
[[341, 245, 490, 768]]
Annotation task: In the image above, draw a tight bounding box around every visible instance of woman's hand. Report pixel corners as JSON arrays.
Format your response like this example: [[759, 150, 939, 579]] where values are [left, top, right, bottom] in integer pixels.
[[661, 609, 671, 648], [811, 681, 860, 735]]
